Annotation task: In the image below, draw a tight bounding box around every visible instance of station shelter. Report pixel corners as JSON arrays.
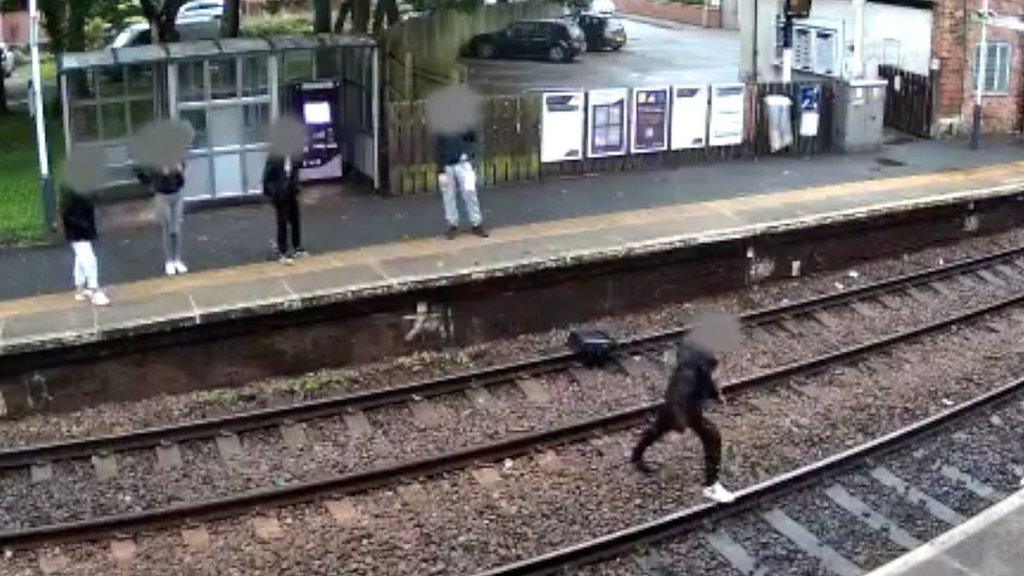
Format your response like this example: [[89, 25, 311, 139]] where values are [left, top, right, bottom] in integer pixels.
[[58, 35, 381, 202]]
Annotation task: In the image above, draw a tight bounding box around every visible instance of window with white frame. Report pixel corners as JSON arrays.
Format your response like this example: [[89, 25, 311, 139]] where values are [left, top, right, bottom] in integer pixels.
[[974, 42, 1012, 94]]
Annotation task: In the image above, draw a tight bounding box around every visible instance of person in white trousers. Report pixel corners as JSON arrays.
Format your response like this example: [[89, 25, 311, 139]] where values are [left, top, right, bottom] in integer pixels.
[[436, 129, 488, 239], [61, 189, 109, 306]]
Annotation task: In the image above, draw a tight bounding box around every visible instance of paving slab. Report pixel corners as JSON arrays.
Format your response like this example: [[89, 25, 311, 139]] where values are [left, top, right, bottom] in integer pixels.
[[866, 487, 1024, 576]]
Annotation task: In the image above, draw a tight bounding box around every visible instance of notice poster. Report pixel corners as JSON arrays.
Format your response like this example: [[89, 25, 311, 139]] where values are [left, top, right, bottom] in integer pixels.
[[631, 87, 669, 154], [541, 92, 586, 163], [670, 84, 709, 150], [798, 84, 821, 137], [709, 83, 745, 147], [587, 88, 630, 158]]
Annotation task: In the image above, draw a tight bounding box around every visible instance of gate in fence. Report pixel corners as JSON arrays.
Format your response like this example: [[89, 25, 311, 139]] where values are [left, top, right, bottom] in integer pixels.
[[878, 65, 933, 138]]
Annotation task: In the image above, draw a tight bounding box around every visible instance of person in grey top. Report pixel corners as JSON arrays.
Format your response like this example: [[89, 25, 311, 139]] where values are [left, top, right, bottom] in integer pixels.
[[139, 163, 188, 276]]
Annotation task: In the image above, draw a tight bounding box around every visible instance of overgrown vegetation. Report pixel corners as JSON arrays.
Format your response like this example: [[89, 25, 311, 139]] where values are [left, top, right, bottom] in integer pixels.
[[240, 11, 312, 37]]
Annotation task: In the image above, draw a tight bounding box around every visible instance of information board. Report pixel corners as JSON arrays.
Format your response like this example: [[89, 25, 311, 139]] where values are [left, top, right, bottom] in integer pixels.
[[540, 91, 586, 163], [670, 84, 709, 150], [586, 88, 630, 158], [631, 87, 670, 154], [709, 83, 745, 147]]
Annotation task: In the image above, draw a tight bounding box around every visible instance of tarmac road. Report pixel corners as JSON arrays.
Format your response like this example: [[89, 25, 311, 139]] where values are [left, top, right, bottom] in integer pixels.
[[464, 17, 741, 95]]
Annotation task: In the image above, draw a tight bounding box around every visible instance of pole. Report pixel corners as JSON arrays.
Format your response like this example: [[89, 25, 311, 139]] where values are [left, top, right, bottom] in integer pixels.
[[970, 0, 988, 149], [28, 0, 55, 228], [851, 0, 865, 79]]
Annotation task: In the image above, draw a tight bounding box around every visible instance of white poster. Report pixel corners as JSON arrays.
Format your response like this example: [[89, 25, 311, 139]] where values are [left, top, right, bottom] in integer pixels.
[[541, 92, 586, 163], [709, 83, 745, 147], [631, 86, 670, 154], [587, 88, 630, 158], [670, 84, 709, 150]]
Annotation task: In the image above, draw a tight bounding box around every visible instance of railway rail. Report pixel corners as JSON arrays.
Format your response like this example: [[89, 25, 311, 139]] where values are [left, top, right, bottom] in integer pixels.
[[475, 368, 1024, 576], [2, 244, 1024, 549]]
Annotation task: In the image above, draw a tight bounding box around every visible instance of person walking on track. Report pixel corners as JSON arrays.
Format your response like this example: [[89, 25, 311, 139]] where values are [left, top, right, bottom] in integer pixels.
[[631, 338, 736, 503]]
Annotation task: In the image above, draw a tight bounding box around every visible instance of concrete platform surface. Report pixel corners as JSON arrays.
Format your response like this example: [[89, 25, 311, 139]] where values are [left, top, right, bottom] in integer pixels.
[[1, 158, 1024, 356], [866, 485, 1024, 576]]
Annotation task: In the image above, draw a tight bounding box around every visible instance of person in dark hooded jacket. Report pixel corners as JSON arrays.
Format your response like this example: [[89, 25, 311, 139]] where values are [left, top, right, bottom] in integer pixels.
[[61, 188, 110, 306], [631, 339, 735, 503], [262, 153, 305, 262], [436, 129, 487, 239]]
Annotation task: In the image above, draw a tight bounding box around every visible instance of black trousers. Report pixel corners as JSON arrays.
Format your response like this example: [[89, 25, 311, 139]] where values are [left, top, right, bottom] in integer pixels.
[[274, 197, 302, 255], [632, 405, 722, 486]]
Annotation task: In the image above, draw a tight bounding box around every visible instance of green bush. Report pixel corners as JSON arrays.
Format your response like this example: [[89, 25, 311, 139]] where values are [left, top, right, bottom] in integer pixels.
[[240, 12, 313, 37]]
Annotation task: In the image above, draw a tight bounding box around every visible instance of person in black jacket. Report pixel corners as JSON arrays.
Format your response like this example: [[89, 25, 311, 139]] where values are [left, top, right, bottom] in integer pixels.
[[138, 163, 188, 276], [631, 339, 735, 503], [262, 153, 305, 263], [60, 188, 110, 306], [436, 129, 487, 240]]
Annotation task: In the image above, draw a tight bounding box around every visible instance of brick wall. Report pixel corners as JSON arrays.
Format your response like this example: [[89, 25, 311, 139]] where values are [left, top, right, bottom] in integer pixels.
[[617, 0, 721, 28], [1, 10, 30, 46], [932, 0, 1023, 134]]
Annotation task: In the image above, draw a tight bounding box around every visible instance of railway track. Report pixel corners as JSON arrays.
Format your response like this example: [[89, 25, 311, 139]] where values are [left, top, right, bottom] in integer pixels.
[[475, 370, 1024, 576], [3, 244, 1024, 549]]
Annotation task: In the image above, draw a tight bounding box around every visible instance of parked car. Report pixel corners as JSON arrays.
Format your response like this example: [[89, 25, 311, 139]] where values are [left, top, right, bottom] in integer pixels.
[[465, 20, 587, 63], [177, 0, 225, 21], [110, 16, 220, 49], [1, 42, 13, 79], [589, 0, 617, 16], [575, 14, 626, 51]]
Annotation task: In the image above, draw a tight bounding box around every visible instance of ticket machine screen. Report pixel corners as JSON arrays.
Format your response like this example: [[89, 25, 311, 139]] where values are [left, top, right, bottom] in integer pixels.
[[303, 101, 332, 125]]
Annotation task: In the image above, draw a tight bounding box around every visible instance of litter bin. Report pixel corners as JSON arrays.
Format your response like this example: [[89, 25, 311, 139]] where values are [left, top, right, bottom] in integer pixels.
[[832, 79, 887, 153], [764, 95, 794, 153]]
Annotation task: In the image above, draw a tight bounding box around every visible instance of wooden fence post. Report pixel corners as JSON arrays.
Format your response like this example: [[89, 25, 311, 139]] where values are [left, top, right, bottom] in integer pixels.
[[404, 51, 414, 101]]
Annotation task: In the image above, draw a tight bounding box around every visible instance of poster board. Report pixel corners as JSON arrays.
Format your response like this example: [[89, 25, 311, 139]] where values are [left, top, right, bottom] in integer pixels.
[[586, 88, 630, 158], [541, 92, 586, 163], [630, 86, 670, 154], [709, 83, 745, 147], [670, 84, 709, 150]]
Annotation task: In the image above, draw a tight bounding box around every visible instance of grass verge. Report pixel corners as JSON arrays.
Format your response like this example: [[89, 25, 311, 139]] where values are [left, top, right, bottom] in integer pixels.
[[0, 113, 61, 246]]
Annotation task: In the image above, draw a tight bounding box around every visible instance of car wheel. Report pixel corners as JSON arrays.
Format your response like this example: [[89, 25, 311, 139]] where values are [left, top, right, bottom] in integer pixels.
[[612, 44, 622, 51], [477, 43, 495, 59], [548, 45, 566, 63]]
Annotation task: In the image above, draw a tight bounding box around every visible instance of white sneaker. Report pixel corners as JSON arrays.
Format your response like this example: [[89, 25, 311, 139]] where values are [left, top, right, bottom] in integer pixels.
[[702, 482, 736, 504], [91, 291, 110, 307], [75, 288, 92, 301], [165, 262, 177, 276], [174, 261, 189, 274]]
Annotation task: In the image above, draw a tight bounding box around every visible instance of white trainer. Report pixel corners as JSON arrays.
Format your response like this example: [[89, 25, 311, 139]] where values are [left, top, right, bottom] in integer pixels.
[[165, 262, 177, 276], [75, 288, 92, 301], [174, 261, 189, 274], [91, 291, 110, 307], [702, 482, 736, 504]]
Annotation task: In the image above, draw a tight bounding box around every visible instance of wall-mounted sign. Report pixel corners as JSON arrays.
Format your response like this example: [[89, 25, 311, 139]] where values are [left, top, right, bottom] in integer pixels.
[[709, 83, 745, 147], [670, 84, 709, 150], [541, 91, 586, 163], [631, 86, 670, 154], [798, 84, 821, 137], [586, 88, 630, 158]]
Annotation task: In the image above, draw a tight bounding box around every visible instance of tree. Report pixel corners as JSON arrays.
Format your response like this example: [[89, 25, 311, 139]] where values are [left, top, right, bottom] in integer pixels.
[[221, 0, 240, 37], [312, 0, 331, 32], [138, 0, 189, 42], [333, 0, 370, 33]]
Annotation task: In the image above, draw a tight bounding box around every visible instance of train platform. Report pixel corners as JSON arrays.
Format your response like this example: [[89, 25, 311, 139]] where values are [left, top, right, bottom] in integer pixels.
[[865, 485, 1024, 576], [0, 142, 1023, 357]]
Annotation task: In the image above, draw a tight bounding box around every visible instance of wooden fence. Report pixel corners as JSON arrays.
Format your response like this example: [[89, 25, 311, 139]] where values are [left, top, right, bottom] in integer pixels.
[[878, 65, 933, 138], [385, 81, 835, 196]]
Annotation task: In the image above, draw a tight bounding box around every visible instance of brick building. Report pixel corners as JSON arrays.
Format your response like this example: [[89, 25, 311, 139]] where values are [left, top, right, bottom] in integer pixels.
[[932, 0, 1023, 134]]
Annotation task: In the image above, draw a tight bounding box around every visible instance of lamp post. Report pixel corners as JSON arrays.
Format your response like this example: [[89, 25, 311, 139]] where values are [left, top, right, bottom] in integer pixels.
[[28, 0, 55, 228], [970, 0, 989, 150]]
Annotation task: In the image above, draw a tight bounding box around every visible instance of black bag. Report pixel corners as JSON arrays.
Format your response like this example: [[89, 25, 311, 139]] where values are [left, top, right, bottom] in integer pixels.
[[567, 330, 618, 367]]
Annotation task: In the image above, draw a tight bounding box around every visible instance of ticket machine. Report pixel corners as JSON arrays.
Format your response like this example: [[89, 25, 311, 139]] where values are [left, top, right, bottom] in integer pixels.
[[292, 80, 344, 182]]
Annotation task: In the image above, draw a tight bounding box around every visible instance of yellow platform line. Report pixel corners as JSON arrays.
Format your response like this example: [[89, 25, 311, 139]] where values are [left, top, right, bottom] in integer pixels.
[[2, 160, 1023, 321]]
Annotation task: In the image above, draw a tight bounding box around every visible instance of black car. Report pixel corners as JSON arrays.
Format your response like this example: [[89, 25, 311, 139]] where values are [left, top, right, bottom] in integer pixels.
[[575, 14, 626, 51], [465, 20, 586, 63]]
